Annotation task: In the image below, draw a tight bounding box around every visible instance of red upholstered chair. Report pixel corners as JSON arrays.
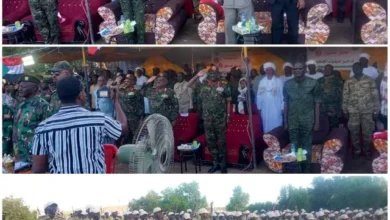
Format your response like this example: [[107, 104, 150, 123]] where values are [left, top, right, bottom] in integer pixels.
[[97, 0, 188, 44], [22, 0, 110, 43], [3, 0, 30, 25], [104, 144, 118, 174], [372, 131, 387, 173], [173, 113, 200, 161]]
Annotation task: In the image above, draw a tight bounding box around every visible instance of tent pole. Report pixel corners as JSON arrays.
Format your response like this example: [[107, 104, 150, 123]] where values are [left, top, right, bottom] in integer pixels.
[[84, 0, 95, 44], [243, 47, 257, 169]]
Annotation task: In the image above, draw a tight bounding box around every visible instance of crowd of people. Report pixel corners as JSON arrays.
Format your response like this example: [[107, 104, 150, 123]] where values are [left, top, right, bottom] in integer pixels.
[[2, 52, 387, 173], [36, 202, 388, 220]]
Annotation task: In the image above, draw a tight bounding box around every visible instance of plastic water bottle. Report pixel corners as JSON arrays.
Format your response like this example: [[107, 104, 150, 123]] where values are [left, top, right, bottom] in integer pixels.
[[119, 15, 125, 26], [290, 144, 296, 153], [240, 13, 246, 23]]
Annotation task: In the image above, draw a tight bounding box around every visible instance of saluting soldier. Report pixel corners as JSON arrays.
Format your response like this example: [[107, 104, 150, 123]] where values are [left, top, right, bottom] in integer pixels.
[[187, 68, 232, 173], [118, 74, 145, 144], [37, 202, 65, 220], [13, 72, 52, 162]]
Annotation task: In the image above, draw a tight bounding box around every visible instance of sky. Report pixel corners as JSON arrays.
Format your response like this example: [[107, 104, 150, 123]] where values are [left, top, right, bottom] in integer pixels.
[[1, 174, 346, 212]]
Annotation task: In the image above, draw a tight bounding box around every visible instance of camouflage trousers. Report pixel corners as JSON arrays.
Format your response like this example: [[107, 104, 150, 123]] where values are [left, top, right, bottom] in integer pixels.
[[204, 115, 227, 167], [3, 124, 13, 155], [118, 0, 145, 44], [123, 116, 142, 144], [29, 0, 60, 44], [288, 116, 314, 165], [348, 113, 374, 155], [193, 0, 200, 14]]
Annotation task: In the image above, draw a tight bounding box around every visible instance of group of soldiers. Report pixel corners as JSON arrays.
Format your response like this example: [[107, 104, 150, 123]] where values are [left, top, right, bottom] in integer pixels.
[[2, 53, 386, 173], [35, 202, 388, 220]]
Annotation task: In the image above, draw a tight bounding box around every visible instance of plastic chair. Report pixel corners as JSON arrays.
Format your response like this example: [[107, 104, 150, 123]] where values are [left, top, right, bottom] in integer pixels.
[[104, 144, 118, 174]]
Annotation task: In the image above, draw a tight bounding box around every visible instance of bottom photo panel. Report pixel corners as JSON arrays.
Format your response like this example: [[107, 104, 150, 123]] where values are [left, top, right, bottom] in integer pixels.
[[2, 175, 388, 220]]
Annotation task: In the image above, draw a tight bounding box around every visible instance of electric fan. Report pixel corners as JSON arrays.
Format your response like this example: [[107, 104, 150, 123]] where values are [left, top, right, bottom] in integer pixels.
[[118, 114, 174, 173]]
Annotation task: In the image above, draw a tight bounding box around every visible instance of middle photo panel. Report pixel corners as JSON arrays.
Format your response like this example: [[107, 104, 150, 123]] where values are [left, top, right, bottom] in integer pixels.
[[2, 46, 387, 174]]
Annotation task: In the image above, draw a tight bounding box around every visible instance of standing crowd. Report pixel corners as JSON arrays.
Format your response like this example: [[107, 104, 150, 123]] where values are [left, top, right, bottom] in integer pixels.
[[2, 52, 387, 173]]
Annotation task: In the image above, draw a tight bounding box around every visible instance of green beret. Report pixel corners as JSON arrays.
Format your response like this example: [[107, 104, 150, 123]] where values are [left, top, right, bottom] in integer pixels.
[[19, 73, 41, 84]]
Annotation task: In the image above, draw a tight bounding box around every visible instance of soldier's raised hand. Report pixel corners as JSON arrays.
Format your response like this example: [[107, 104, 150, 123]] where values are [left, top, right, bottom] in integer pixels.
[[197, 69, 207, 77]]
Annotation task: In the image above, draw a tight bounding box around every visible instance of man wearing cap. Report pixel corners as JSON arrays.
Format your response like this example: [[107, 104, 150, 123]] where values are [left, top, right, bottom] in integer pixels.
[[187, 66, 232, 173], [280, 62, 294, 84], [38, 202, 65, 220], [343, 62, 380, 160], [284, 62, 321, 172], [305, 60, 324, 80], [89, 207, 102, 220], [143, 74, 179, 125], [140, 211, 149, 220], [198, 208, 209, 220], [318, 64, 343, 128], [31, 76, 127, 173], [28, 0, 60, 44], [257, 62, 284, 133], [119, 74, 144, 144], [168, 212, 175, 220], [154, 208, 164, 220], [49, 61, 75, 114], [350, 53, 379, 80], [183, 213, 191, 220], [13, 72, 52, 162]]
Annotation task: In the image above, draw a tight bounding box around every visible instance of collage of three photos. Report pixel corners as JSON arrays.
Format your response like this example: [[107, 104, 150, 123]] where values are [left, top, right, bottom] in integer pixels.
[[1, 0, 389, 219]]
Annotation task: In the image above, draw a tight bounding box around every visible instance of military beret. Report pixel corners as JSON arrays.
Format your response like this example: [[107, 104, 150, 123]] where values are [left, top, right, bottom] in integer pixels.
[[20, 73, 41, 84], [49, 61, 72, 73]]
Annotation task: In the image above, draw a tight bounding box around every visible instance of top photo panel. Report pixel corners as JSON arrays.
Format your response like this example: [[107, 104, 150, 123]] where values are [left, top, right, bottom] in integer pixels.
[[2, 0, 388, 45]]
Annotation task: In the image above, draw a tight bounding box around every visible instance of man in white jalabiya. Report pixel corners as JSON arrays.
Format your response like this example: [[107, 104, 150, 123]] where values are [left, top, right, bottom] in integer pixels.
[[174, 72, 193, 115], [280, 62, 294, 84], [349, 53, 379, 80], [305, 60, 324, 80], [256, 62, 284, 133]]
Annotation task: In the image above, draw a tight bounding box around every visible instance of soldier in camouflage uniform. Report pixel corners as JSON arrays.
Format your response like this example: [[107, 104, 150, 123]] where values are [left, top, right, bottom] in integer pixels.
[[118, 0, 145, 44], [342, 62, 380, 160], [13, 73, 52, 162], [188, 68, 232, 173], [2, 103, 14, 155], [39, 78, 53, 103], [283, 62, 321, 173], [28, 0, 60, 44], [143, 75, 179, 124], [318, 64, 344, 128], [49, 61, 74, 114], [38, 202, 65, 220], [69, 209, 82, 220], [119, 74, 144, 144]]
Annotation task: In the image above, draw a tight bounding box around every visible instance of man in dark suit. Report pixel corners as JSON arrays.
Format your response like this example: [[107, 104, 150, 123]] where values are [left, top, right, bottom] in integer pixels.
[[268, 0, 305, 44]]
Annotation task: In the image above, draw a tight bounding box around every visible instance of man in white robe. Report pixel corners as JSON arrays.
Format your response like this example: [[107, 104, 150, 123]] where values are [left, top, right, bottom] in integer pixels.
[[349, 53, 379, 80], [256, 62, 284, 133], [280, 62, 294, 84], [305, 60, 324, 80]]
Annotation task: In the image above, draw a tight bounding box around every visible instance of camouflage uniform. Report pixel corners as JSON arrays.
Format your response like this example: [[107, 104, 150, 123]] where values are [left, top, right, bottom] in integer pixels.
[[119, 87, 144, 143], [198, 80, 231, 167], [342, 75, 380, 155], [28, 0, 60, 44], [283, 77, 322, 164], [2, 104, 14, 155], [39, 89, 52, 103], [318, 75, 344, 128], [13, 95, 51, 162], [118, 0, 145, 44], [37, 215, 66, 220], [145, 87, 179, 122], [50, 90, 62, 114]]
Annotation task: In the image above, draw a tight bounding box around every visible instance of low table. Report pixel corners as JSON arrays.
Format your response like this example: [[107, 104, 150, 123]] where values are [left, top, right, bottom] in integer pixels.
[[236, 32, 264, 44], [3, 26, 25, 44], [178, 145, 202, 174]]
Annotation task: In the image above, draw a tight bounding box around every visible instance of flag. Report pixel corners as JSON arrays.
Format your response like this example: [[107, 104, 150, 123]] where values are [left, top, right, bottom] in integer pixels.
[[88, 47, 101, 56], [2, 56, 24, 75]]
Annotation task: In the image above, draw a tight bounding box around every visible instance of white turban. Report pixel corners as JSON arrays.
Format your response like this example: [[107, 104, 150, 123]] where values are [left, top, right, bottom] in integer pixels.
[[153, 207, 162, 214], [306, 60, 317, 66], [168, 212, 174, 216], [218, 213, 225, 217], [359, 53, 370, 60], [264, 62, 276, 71], [283, 62, 293, 69], [183, 213, 191, 219], [44, 202, 57, 209]]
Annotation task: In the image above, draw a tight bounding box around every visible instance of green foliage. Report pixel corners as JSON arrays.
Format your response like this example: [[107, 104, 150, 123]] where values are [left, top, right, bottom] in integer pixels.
[[278, 185, 311, 211], [247, 202, 276, 212], [226, 186, 249, 211], [129, 182, 207, 213], [3, 196, 37, 220]]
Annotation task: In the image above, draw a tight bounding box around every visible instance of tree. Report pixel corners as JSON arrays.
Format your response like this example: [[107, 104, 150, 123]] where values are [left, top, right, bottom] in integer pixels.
[[226, 186, 249, 211], [129, 190, 161, 212], [3, 196, 37, 220], [278, 185, 311, 211]]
